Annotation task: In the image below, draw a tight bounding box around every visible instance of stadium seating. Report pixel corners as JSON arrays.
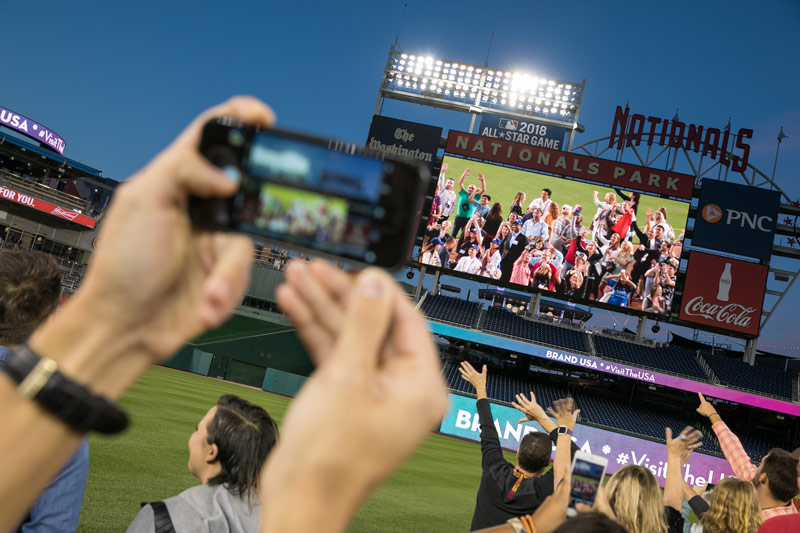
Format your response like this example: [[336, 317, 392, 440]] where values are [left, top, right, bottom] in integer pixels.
[[420, 294, 480, 328], [483, 307, 591, 353], [592, 336, 707, 381], [702, 351, 793, 400]]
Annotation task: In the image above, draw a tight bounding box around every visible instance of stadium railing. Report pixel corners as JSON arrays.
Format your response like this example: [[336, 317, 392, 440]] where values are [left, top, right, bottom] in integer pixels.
[[0, 171, 89, 213]]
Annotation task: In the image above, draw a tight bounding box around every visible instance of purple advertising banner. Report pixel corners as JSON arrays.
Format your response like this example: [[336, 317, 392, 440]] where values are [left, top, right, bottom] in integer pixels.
[[441, 393, 734, 488], [429, 322, 800, 417], [0, 106, 66, 155]]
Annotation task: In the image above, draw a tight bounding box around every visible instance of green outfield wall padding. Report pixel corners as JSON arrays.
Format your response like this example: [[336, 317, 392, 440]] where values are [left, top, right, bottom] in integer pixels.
[[262, 368, 307, 397], [226, 359, 266, 388], [162, 325, 313, 389], [188, 349, 213, 376]]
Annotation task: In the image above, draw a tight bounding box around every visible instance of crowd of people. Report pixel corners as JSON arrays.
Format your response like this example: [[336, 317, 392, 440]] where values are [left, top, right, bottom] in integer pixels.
[[458, 361, 799, 533], [1, 98, 797, 533], [421, 164, 684, 313]]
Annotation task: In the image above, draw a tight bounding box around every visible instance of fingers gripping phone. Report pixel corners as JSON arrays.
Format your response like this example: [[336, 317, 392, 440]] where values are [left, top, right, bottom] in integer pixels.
[[189, 117, 428, 268], [566, 451, 608, 516]]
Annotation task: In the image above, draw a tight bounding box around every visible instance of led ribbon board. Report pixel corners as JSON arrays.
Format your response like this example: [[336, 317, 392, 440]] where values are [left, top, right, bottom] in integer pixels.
[[0, 106, 66, 155]]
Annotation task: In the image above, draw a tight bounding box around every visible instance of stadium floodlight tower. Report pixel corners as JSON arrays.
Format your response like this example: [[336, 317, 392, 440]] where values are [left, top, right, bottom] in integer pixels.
[[374, 44, 587, 150]]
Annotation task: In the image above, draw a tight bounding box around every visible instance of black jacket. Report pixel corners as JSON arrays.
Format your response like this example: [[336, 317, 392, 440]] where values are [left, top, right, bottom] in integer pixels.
[[469, 398, 579, 530]]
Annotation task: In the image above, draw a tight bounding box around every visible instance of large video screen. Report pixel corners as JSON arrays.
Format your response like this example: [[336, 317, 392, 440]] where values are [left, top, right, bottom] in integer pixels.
[[415, 155, 690, 316]]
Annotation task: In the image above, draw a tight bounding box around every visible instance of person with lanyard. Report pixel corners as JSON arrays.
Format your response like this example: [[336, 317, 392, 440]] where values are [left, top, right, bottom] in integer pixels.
[[436, 162, 457, 223], [457, 361, 579, 531], [451, 168, 487, 240], [696, 394, 799, 521]]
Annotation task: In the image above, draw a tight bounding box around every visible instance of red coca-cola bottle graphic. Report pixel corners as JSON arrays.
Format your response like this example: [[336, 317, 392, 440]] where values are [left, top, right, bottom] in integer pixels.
[[717, 263, 732, 302]]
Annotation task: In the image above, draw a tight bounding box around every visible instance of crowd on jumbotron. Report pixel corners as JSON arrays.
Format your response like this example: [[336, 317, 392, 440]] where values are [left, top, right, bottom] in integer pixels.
[[420, 163, 683, 314]]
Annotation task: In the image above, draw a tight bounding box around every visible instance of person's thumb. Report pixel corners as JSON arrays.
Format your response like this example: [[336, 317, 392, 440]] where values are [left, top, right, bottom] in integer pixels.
[[335, 268, 396, 369]]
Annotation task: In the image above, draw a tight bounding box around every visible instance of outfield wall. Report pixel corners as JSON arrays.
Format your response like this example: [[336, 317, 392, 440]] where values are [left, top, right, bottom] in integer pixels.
[[163, 328, 313, 388]]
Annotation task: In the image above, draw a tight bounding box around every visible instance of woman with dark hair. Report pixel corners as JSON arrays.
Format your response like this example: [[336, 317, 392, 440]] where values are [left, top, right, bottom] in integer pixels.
[[127, 394, 278, 532], [482, 202, 504, 247], [420, 238, 444, 267]]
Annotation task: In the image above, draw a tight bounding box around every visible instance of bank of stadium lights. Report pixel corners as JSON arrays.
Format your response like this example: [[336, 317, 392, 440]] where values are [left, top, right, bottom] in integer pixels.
[[384, 51, 583, 123]]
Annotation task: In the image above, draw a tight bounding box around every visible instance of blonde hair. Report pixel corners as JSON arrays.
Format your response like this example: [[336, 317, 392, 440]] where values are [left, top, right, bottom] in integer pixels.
[[605, 192, 617, 204], [606, 465, 667, 533], [700, 478, 763, 533]]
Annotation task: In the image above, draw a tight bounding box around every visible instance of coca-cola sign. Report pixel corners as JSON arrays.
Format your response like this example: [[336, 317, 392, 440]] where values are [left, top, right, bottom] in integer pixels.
[[679, 252, 767, 336]]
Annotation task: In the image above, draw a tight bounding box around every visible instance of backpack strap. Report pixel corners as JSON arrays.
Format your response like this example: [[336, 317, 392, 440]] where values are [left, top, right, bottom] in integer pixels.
[[140, 501, 176, 533]]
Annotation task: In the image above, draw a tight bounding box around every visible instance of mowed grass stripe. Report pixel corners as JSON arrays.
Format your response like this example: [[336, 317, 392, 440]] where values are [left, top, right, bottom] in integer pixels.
[[78, 366, 502, 532]]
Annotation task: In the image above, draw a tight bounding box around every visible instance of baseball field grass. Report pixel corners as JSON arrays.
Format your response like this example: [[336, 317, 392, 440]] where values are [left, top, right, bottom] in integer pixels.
[[77, 365, 508, 532], [441, 155, 689, 238]]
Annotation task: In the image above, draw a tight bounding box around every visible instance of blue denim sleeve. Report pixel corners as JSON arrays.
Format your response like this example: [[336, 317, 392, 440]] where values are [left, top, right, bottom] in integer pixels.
[[21, 438, 90, 533]]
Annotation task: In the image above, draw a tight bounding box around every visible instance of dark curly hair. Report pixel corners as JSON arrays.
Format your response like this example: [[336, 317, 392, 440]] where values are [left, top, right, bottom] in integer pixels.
[[205, 395, 278, 499]]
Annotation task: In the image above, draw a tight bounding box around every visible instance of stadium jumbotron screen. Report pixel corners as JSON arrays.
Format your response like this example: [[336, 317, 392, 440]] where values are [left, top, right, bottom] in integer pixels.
[[416, 155, 690, 317]]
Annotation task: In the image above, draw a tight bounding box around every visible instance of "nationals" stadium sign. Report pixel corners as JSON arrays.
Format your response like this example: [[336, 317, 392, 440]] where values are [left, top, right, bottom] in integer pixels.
[[608, 106, 753, 172]]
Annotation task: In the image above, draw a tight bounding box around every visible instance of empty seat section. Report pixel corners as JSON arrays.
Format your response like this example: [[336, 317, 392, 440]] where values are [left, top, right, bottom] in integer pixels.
[[420, 295, 480, 328], [483, 307, 590, 353], [703, 352, 792, 400], [593, 337, 706, 381]]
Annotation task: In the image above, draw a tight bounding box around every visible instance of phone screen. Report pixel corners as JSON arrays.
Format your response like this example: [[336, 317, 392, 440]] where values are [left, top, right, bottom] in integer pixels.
[[237, 130, 390, 262], [570, 457, 605, 507]]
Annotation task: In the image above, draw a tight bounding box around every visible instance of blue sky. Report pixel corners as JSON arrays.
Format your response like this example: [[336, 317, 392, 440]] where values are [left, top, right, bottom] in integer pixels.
[[3, 1, 799, 353]]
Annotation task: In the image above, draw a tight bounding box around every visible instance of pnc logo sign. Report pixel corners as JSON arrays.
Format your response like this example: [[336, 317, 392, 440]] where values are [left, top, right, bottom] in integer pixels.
[[701, 204, 723, 223], [701, 204, 772, 232], [692, 179, 781, 260]]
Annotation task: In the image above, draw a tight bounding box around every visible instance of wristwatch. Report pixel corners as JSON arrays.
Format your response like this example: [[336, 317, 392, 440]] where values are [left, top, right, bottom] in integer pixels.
[[557, 426, 573, 436], [3, 343, 128, 434]]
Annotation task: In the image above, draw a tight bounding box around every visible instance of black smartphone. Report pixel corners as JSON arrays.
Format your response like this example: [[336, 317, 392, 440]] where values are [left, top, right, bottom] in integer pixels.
[[189, 117, 428, 268]]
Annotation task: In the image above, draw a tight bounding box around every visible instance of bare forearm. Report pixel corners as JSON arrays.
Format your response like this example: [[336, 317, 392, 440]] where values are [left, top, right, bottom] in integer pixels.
[[261, 456, 369, 532], [474, 385, 488, 400], [552, 434, 572, 488], [539, 416, 557, 433], [664, 454, 683, 511]]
